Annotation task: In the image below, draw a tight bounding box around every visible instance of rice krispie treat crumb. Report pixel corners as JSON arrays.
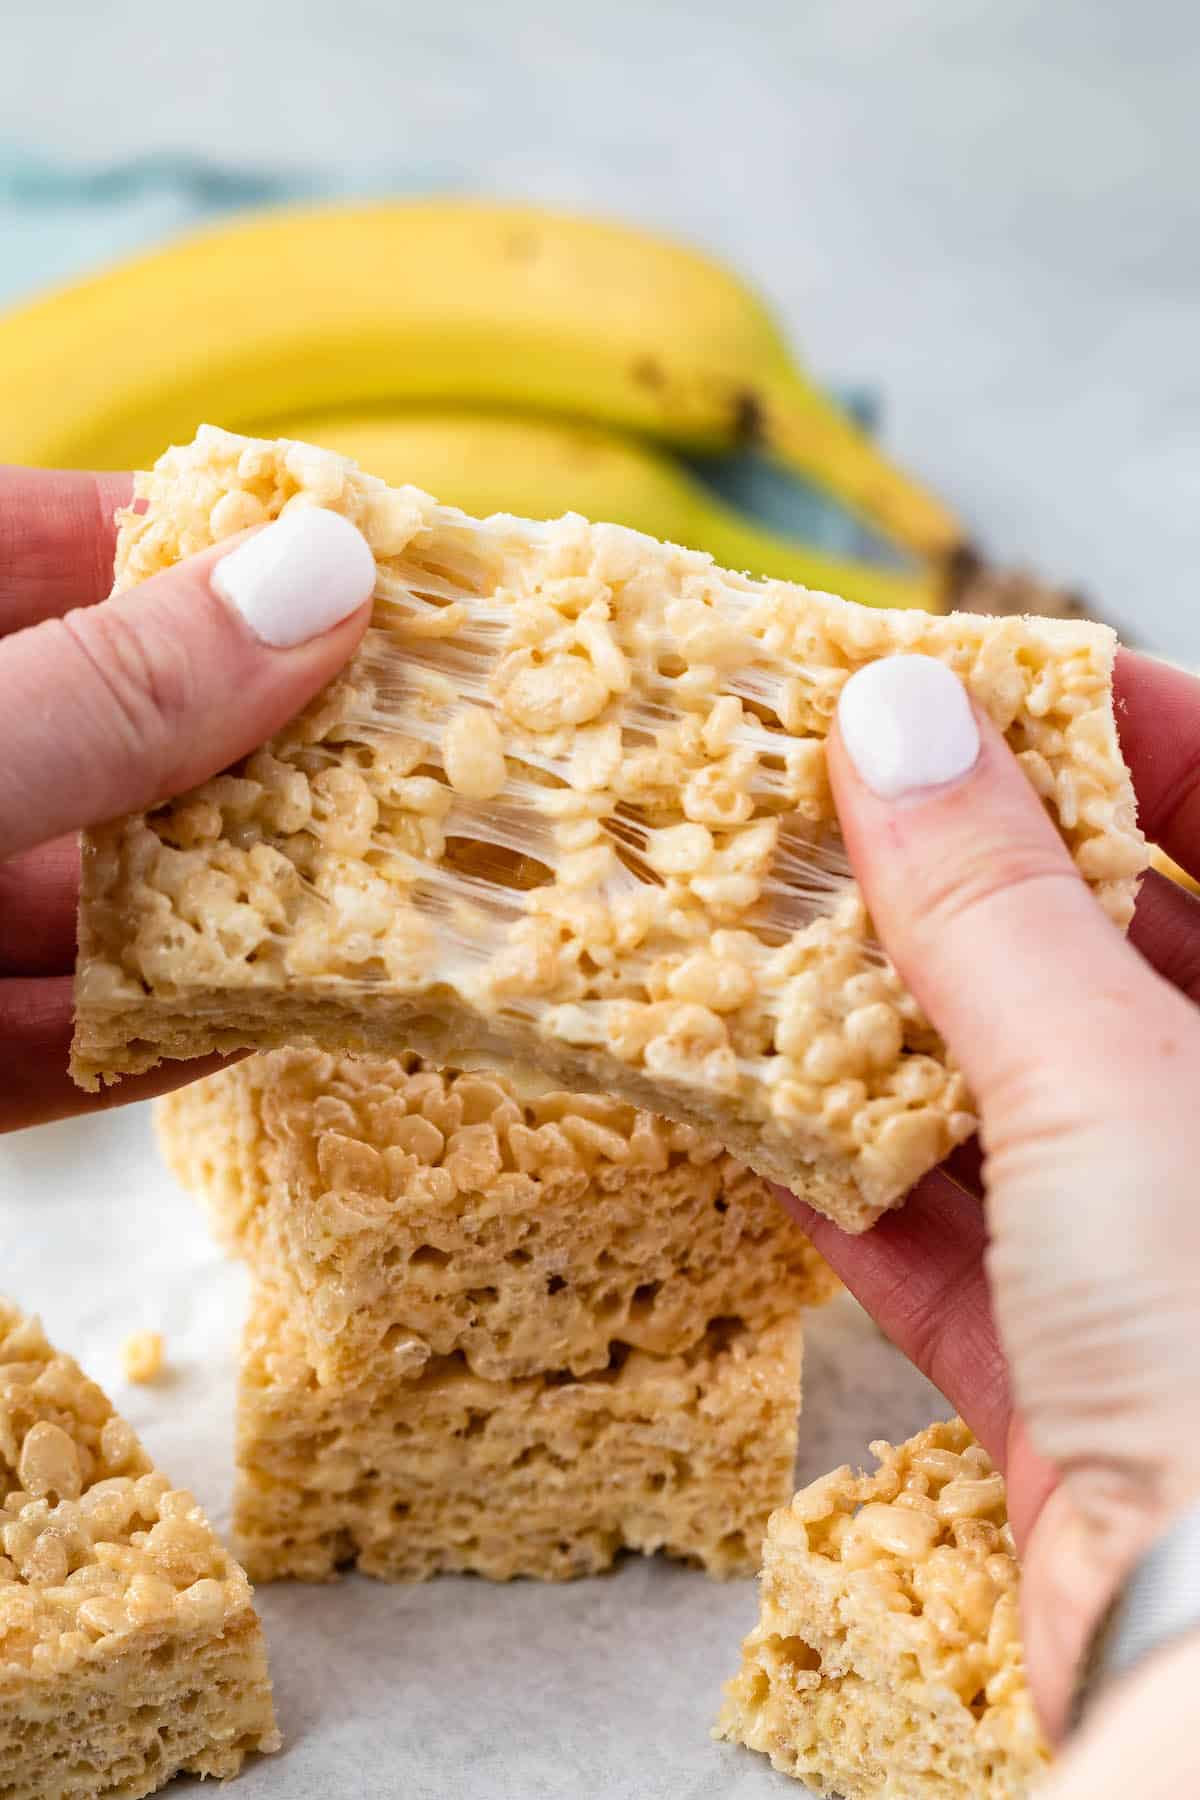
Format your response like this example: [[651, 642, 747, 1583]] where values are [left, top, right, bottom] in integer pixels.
[[121, 1331, 165, 1385], [0, 1298, 278, 1799], [73, 426, 1145, 1229], [716, 1418, 1050, 1796]]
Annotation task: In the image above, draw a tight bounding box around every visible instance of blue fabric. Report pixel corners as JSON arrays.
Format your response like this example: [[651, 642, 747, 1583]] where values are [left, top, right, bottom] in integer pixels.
[[0, 148, 885, 557]]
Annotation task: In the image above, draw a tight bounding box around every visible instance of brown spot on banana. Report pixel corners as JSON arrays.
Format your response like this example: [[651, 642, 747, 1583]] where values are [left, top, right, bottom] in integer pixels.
[[502, 230, 541, 263], [630, 356, 666, 390], [732, 389, 766, 443]]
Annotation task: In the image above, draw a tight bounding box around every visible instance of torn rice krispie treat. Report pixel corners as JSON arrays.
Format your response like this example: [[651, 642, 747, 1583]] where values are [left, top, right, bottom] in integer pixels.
[[72, 426, 1145, 1229], [716, 1418, 1050, 1797], [156, 1047, 835, 1386], [235, 1285, 802, 1582], [0, 1299, 279, 1800]]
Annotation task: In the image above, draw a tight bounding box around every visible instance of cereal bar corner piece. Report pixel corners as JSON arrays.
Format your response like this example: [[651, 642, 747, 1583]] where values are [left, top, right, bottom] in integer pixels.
[[72, 425, 1146, 1231], [0, 1298, 279, 1800], [715, 1418, 1051, 1797]]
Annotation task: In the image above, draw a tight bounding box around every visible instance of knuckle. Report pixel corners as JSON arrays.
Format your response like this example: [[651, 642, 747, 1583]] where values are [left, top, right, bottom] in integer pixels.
[[911, 841, 1073, 942], [59, 604, 196, 788], [1152, 749, 1200, 857], [1134, 870, 1200, 1002]]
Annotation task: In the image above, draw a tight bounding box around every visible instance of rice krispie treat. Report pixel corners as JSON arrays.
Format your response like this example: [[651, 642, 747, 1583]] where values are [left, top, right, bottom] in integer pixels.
[[0, 1299, 279, 1800], [716, 1419, 1050, 1797], [236, 1285, 802, 1582], [72, 426, 1145, 1229], [157, 1047, 834, 1386]]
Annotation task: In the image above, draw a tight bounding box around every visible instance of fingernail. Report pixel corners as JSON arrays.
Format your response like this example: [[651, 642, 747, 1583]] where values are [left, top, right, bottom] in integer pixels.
[[212, 507, 376, 647], [837, 654, 980, 799]]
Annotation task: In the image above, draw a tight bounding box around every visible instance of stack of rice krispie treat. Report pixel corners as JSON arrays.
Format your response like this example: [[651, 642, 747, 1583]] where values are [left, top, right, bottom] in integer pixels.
[[0, 1300, 278, 1800], [158, 1047, 836, 1583]]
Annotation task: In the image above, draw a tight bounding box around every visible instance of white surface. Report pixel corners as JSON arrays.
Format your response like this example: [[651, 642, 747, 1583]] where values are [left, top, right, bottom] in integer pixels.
[[5, 0, 1200, 659], [0, 1101, 947, 1797]]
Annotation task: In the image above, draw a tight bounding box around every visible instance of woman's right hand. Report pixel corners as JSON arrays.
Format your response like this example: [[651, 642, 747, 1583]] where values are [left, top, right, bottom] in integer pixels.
[[777, 646, 1200, 1784], [1, 465, 376, 1130]]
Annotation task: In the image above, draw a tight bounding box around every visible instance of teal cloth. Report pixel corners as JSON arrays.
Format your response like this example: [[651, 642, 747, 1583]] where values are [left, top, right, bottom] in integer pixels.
[[0, 149, 886, 559], [0, 150, 413, 303]]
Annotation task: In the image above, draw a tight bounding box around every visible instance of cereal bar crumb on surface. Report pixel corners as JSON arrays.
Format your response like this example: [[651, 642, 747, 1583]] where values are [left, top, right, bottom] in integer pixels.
[[0, 1298, 278, 1799], [716, 1418, 1051, 1797], [235, 1284, 802, 1582], [156, 1048, 836, 1385], [121, 1331, 165, 1385], [73, 426, 1146, 1229]]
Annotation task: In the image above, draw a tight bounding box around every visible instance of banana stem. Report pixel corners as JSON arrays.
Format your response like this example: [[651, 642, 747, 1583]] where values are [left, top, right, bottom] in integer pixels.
[[759, 372, 966, 566]]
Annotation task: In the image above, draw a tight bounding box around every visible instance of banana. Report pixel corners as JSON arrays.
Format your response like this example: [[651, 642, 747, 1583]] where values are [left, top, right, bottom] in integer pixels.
[[268, 406, 941, 611], [0, 200, 963, 563]]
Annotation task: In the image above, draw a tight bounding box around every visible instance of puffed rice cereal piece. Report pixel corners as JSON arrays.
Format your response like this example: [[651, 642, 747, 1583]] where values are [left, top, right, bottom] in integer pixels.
[[121, 1331, 165, 1386], [0, 1298, 278, 1798], [716, 1418, 1051, 1796], [71, 427, 1146, 1230]]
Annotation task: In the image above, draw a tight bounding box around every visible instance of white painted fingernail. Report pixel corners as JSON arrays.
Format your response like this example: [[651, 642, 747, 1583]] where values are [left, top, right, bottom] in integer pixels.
[[837, 654, 980, 799], [213, 507, 376, 647]]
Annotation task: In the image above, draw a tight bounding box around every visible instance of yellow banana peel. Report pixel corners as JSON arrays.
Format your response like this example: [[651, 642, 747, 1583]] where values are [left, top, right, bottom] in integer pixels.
[[0, 200, 964, 565], [268, 406, 941, 611]]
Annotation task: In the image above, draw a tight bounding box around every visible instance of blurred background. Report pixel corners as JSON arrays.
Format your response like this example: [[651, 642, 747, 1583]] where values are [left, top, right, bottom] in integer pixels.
[[0, 11, 1192, 1791], [2, 0, 1197, 653]]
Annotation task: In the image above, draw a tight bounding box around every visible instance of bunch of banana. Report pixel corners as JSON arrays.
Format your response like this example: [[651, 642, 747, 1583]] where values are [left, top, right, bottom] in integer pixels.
[[266, 407, 938, 610], [0, 198, 969, 607]]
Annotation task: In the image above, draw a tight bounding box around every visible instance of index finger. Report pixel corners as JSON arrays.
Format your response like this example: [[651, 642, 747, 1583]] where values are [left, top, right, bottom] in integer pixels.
[[1, 467, 130, 636], [1114, 648, 1200, 879], [0, 972, 239, 1131], [775, 1169, 1013, 1465]]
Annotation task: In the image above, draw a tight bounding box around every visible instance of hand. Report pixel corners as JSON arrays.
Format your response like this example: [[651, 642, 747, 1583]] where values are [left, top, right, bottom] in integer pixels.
[[776, 646, 1200, 1754], [1, 465, 375, 1132]]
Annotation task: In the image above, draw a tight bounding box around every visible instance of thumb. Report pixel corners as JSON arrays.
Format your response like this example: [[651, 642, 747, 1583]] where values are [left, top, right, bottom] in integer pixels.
[[0, 506, 376, 861], [828, 652, 1164, 1110], [832, 655, 1200, 1747]]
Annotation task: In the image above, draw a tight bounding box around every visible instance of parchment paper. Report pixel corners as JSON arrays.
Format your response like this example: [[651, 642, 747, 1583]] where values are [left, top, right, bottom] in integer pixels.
[[0, 1102, 948, 1799]]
